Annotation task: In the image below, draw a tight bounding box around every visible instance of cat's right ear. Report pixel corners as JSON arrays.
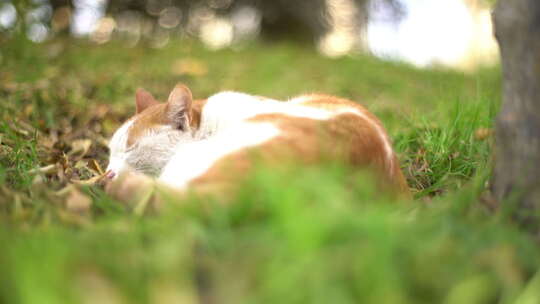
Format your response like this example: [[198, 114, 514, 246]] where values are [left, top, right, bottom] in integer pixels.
[[135, 88, 159, 114], [165, 84, 193, 131]]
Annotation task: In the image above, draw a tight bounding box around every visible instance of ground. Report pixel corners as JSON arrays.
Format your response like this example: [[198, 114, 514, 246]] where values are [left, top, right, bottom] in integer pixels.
[[1, 38, 539, 304]]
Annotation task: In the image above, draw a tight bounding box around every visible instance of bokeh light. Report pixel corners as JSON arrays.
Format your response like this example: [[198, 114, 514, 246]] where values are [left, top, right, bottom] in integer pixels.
[[0, 3, 17, 29]]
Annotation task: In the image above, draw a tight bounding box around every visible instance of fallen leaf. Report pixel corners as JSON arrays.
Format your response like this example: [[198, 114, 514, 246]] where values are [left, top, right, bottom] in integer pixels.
[[475, 128, 493, 141], [451, 152, 460, 159], [71, 174, 106, 186], [93, 104, 111, 119], [29, 164, 59, 175], [88, 159, 105, 175], [74, 160, 87, 169], [68, 139, 92, 157], [1, 82, 18, 92], [24, 104, 34, 117], [172, 58, 208, 76], [13, 127, 29, 137]]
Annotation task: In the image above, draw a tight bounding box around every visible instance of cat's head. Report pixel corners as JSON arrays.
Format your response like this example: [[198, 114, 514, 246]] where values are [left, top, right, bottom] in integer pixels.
[[106, 84, 195, 179]]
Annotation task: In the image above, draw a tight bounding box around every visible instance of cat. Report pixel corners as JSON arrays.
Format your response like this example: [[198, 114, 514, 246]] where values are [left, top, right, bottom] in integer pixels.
[[105, 83, 409, 204]]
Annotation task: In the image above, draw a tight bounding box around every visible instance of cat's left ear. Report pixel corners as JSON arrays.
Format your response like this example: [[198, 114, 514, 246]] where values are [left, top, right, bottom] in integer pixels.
[[135, 88, 159, 114], [166, 84, 193, 131]]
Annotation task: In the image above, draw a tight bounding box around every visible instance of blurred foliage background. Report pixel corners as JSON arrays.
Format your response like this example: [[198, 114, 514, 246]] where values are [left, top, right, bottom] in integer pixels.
[[1, 0, 496, 67], [4, 1, 540, 304]]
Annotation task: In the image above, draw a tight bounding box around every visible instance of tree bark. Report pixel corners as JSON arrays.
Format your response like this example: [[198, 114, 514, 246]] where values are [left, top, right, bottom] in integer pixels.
[[492, 0, 540, 227]]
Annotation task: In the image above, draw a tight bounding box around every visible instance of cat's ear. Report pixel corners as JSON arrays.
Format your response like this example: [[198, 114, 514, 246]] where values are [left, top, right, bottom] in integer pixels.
[[135, 88, 159, 114], [166, 84, 193, 131]]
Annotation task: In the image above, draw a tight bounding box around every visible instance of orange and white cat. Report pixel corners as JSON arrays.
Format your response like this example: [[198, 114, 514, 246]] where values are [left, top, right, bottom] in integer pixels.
[[105, 84, 409, 200]]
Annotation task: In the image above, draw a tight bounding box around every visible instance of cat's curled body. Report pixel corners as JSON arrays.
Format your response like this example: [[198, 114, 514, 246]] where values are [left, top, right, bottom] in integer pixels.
[[106, 84, 409, 199]]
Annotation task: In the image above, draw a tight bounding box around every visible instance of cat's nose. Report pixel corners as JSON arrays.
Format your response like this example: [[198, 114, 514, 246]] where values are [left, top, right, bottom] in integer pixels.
[[105, 170, 116, 179]]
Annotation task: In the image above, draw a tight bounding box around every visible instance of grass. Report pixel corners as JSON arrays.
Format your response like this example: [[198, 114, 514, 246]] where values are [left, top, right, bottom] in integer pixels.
[[2, 37, 539, 304]]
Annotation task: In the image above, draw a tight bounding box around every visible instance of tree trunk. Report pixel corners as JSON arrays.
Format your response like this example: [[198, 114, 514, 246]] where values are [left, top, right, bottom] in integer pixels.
[[49, 0, 73, 35], [492, 0, 540, 228]]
